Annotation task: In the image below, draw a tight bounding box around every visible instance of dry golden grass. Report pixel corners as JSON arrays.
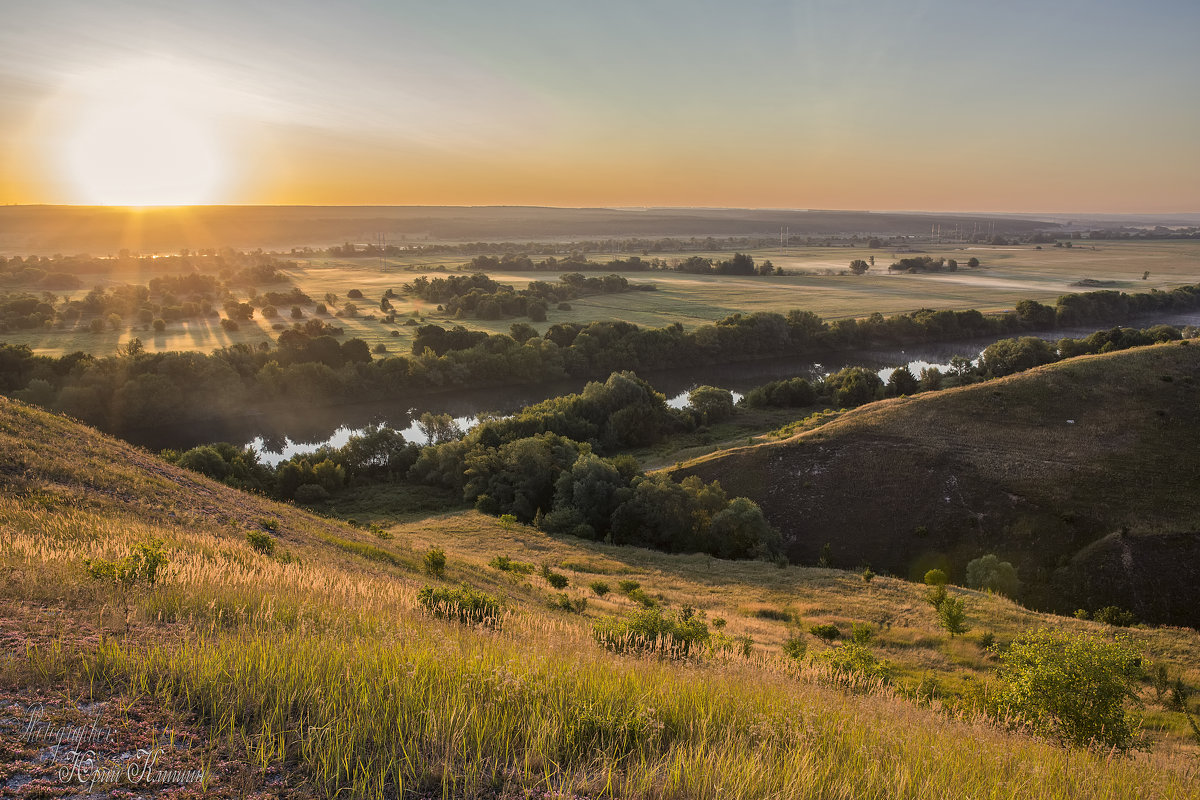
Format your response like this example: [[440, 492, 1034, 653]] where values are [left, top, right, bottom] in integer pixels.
[[3, 394, 1200, 797]]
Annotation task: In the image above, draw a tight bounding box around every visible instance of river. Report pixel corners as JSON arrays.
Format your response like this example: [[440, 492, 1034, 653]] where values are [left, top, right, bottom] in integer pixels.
[[122, 313, 1200, 464]]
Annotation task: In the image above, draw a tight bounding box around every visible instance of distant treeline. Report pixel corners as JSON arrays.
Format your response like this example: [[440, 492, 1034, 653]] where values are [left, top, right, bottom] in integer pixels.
[[461, 252, 775, 275], [0, 263, 293, 334], [2, 283, 1199, 433], [404, 271, 646, 321], [0, 251, 295, 282]]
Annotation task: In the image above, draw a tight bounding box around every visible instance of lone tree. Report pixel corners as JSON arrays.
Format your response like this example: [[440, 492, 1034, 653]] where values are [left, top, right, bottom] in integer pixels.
[[849, 259, 870, 275], [937, 596, 969, 637]]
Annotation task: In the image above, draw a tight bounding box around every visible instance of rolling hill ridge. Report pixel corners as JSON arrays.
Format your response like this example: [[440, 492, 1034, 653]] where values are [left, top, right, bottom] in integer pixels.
[[673, 342, 1200, 626]]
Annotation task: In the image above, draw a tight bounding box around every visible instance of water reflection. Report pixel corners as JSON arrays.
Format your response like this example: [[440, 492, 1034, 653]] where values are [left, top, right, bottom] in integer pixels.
[[122, 312, 1200, 464]]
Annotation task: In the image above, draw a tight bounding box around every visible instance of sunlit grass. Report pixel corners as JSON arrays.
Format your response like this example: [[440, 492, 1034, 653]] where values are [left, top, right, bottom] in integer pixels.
[[3, 394, 1200, 797]]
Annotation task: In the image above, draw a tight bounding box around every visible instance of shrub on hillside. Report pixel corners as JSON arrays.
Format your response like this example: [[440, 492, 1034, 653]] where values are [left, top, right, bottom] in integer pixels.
[[820, 642, 887, 682], [992, 628, 1144, 750], [246, 530, 275, 555], [1093, 606, 1137, 627], [423, 547, 447, 577], [83, 538, 168, 588], [810, 623, 840, 641], [593, 607, 710, 657], [418, 584, 502, 628]]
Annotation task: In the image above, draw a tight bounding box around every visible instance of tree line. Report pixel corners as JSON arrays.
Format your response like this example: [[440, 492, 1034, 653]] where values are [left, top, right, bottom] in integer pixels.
[[2, 283, 1199, 433], [404, 271, 643, 321], [162, 372, 781, 561]]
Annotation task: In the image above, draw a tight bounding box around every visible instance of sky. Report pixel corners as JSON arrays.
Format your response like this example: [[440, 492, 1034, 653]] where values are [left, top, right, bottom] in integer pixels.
[[1, 0, 1198, 211]]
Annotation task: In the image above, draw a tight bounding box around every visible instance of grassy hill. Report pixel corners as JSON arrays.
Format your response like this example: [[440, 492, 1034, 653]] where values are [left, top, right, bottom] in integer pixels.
[[2, 394, 1199, 798], [672, 341, 1200, 626]]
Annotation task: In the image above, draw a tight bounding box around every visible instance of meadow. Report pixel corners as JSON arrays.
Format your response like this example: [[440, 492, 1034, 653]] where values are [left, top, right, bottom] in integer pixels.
[[5, 239, 1200, 358], [2, 393, 1200, 798]]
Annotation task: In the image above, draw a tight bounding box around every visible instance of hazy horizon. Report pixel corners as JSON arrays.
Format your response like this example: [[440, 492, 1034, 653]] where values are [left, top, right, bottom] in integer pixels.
[[2, 1, 1198, 212]]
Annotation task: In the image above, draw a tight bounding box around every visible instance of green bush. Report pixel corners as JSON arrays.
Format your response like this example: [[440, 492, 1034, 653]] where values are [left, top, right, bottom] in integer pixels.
[[617, 579, 641, 594], [925, 584, 948, 609], [589, 580, 611, 596], [861, 566, 875, 582], [83, 538, 168, 588], [549, 593, 588, 614], [754, 607, 792, 622], [489, 555, 535, 574], [810, 623, 840, 641], [820, 642, 887, 682], [851, 623, 874, 644], [246, 530, 275, 555], [626, 588, 657, 608], [541, 564, 569, 589], [782, 634, 808, 661], [423, 547, 446, 578], [923, 569, 948, 587], [1092, 606, 1137, 627], [417, 584, 502, 628], [992, 628, 1144, 750], [593, 607, 709, 657]]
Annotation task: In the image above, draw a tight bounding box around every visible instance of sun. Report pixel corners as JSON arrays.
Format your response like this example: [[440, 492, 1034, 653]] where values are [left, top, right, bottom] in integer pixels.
[[56, 62, 228, 206]]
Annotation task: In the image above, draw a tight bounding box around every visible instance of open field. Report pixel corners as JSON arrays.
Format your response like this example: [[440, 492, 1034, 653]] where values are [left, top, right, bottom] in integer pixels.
[[4, 240, 1200, 357], [2, 394, 1200, 797]]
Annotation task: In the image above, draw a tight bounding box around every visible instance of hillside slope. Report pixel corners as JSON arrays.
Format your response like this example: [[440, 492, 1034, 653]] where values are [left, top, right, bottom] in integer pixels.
[[674, 342, 1200, 625], [2, 395, 1200, 798]]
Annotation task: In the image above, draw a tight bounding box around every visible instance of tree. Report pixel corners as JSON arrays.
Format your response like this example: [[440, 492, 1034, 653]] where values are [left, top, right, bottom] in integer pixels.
[[965, 554, 1021, 598], [924, 568, 948, 586], [948, 355, 975, 380], [885, 366, 919, 397], [152, 318, 167, 333], [848, 259, 869, 275], [981, 337, 1058, 377], [993, 628, 1144, 750], [509, 322, 539, 344], [824, 366, 883, 407], [688, 385, 734, 424], [919, 366, 943, 392], [418, 412, 462, 446], [967, 257, 980, 268], [706, 497, 780, 559], [717, 253, 755, 275], [937, 596, 969, 636], [120, 338, 144, 358]]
